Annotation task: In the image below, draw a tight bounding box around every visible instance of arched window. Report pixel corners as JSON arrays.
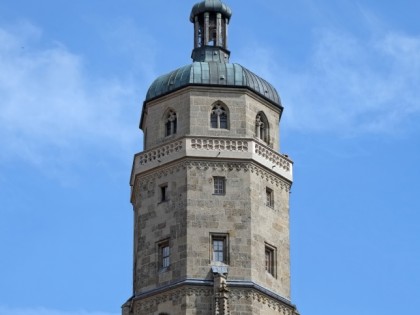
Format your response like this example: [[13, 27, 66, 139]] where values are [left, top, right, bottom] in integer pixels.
[[255, 112, 269, 143], [210, 103, 228, 129], [164, 110, 177, 136]]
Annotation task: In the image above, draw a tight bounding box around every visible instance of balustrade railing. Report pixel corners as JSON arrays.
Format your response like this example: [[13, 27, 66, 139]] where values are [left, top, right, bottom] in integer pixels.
[[135, 138, 291, 175]]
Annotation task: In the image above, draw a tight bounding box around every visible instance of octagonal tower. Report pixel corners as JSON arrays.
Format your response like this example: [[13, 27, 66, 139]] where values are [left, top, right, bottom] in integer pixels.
[[122, 1, 300, 314]]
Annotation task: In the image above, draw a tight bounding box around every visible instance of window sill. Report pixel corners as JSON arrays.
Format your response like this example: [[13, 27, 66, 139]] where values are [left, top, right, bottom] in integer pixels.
[[254, 136, 269, 144], [265, 271, 277, 278], [211, 260, 229, 266], [162, 134, 177, 141]]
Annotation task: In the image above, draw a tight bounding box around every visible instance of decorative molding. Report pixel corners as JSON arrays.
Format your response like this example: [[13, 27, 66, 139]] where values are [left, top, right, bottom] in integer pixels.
[[132, 137, 292, 189], [186, 160, 250, 173], [191, 138, 248, 152], [248, 164, 291, 192], [185, 161, 290, 191], [133, 286, 213, 314], [255, 143, 291, 172], [229, 288, 295, 314], [132, 160, 291, 204], [138, 140, 183, 165], [132, 162, 186, 206], [131, 285, 297, 315], [137, 163, 187, 189]]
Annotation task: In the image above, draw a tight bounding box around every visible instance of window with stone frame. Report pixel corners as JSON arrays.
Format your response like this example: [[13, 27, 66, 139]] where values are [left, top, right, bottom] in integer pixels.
[[265, 243, 276, 277], [255, 112, 269, 143], [266, 187, 274, 208], [158, 239, 170, 270], [160, 183, 168, 202], [211, 234, 228, 263], [210, 103, 228, 129], [165, 110, 177, 136], [213, 176, 226, 195]]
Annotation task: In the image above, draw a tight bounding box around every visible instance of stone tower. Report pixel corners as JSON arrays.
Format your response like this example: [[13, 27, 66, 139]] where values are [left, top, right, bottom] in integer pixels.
[[122, 1, 299, 314]]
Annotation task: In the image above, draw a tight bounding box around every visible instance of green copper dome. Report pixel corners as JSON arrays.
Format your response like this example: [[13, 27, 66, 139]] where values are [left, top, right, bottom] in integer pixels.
[[145, 62, 281, 107], [144, 0, 281, 108], [190, 0, 232, 22]]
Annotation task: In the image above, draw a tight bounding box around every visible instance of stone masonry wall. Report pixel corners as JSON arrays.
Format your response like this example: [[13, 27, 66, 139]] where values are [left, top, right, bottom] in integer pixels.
[[184, 160, 291, 298], [189, 87, 281, 151], [142, 91, 191, 150], [248, 170, 291, 299], [131, 86, 292, 314], [133, 166, 189, 294], [142, 87, 282, 152]]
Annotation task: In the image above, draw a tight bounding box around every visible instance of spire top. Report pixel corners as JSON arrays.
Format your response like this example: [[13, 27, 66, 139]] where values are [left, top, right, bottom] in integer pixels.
[[190, 0, 232, 22]]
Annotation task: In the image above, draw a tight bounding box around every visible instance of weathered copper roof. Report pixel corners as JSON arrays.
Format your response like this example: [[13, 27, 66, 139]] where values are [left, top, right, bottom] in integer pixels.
[[190, 0, 232, 22], [145, 62, 281, 107]]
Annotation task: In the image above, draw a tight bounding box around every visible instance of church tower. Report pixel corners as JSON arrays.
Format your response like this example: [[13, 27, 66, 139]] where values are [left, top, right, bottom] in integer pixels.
[[122, 1, 299, 314]]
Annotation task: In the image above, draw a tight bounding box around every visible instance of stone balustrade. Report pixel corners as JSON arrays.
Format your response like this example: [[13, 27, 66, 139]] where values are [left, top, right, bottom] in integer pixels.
[[132, 137, 292, 183], [254, 143, 291, 172], [138, 140, 183, 165], [190, 138, 248, 152]]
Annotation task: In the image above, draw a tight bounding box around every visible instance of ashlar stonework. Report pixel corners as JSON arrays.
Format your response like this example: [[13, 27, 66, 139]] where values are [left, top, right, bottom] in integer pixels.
[[122, 1, 300, 314]]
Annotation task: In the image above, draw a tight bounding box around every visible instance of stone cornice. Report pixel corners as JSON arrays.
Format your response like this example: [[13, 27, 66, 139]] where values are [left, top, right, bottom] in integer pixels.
[[142, 85, 283, 126], [128, 278, 298, 315]]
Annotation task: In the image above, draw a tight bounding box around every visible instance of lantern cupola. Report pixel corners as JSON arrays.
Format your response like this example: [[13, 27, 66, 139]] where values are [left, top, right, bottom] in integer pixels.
[[190, 0, 232, 62]]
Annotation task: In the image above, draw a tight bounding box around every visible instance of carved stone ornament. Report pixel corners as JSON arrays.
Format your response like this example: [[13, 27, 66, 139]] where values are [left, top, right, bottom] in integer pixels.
[[255, 114, 264, 127], [255, 143, 291, 172], [138, 140, 183, 166], [130, 286, 296, 315], [191, 138, 248, 152], [132, 287, 213, 315], [212, 104, 226, 116], [167, 111, 177, 122], [229, 288, 296, 315]]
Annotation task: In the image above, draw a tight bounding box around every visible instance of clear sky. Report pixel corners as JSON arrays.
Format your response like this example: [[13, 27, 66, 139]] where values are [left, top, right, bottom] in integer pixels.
[[0, 1, 419, 315]]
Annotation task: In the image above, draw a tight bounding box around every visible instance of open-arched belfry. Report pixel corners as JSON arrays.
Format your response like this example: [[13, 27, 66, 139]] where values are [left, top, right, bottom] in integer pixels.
[[122, 1, 300, 314]]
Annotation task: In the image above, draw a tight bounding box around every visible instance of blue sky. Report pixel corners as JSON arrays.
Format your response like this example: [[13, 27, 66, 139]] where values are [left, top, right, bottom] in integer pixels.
[[0, 1, 419, 315]]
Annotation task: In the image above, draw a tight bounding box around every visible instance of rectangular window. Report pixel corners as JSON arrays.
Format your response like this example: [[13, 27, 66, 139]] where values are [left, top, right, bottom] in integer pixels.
[[144, 129, 147, 148], [158, 240, 170, 270], [266, 188, 274, 208], [173, 119, 177, 134], [165, 111, 177, 136], [211, 234, 228, 263], [219, 113, 228, 129], [160, 184, 168, 202], [265, 244, 276, 277], [165, 121, 171, 136], [213, 177, 225, 195], [210, 113, 218, 128]]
